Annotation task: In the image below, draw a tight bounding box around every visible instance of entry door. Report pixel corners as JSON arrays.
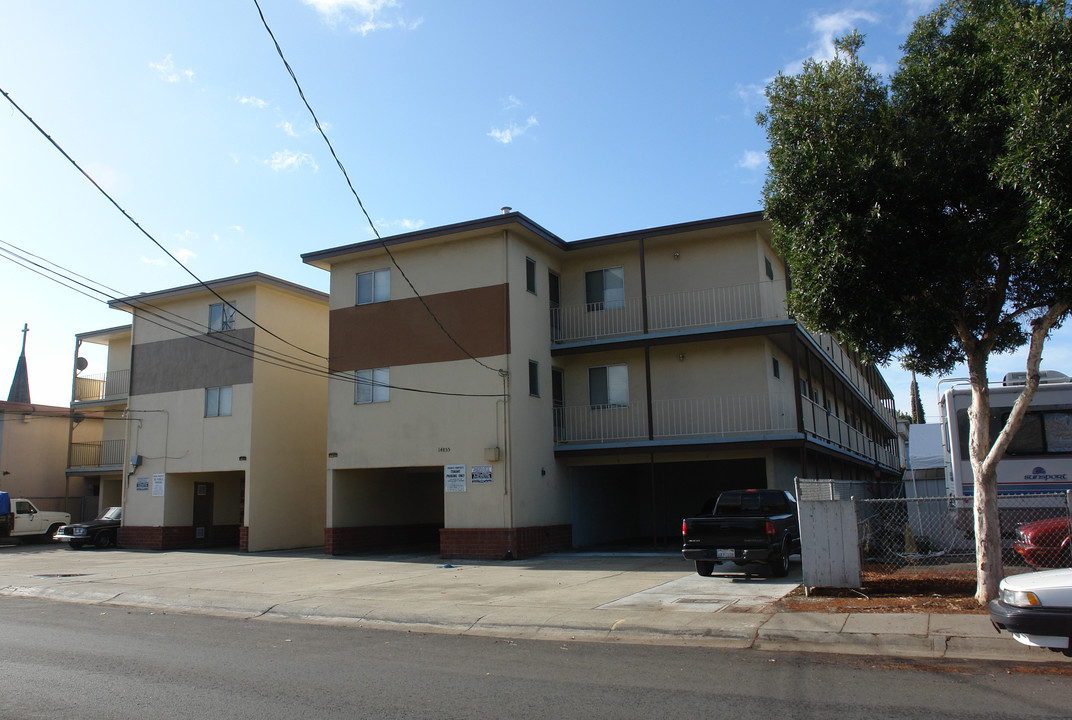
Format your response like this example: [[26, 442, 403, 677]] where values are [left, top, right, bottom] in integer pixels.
[[192, 482, 214, 546]]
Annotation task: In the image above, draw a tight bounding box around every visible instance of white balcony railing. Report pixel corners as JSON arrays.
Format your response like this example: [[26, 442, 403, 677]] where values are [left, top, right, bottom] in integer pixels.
[[805, 330, 896, 429], [551, 281, 786, 344], [554, 392, 900, 468], [554, 393, 795, 445], [801, 397, 900, 469], [73, 369, 130, 403], [69, 439, 126, 468]]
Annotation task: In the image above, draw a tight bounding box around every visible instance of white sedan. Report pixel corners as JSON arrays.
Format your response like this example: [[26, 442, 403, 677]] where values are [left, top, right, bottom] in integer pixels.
[[989, 568, 1072, 657]]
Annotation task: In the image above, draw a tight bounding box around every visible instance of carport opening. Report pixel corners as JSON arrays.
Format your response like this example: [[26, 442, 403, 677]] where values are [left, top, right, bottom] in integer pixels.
[[569, 458, 767, 550], [330, 466, 444, 554]]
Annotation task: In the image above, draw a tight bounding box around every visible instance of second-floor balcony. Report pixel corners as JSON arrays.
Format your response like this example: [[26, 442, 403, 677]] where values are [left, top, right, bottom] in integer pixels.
[[69, 439, 125, 470], [551, 281, 785, 344], [73, 369, 130, 403], [554, 391, 900, 470]]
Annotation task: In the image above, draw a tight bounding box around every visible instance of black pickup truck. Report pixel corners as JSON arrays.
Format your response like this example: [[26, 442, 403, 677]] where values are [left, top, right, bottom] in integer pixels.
[[681, 489, 800, 577]]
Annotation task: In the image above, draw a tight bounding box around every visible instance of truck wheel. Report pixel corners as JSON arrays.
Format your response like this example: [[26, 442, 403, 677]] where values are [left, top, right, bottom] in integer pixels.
[[771, 538, 790, 578], [695, 560, 715, 577], [69, 540, 85, 550], [95, 531, 115, 549], [44, 524, 64, 543]]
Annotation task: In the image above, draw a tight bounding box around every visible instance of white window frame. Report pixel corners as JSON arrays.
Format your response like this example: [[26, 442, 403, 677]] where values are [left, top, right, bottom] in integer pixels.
[[588, 364, 628, 407], [205, 385, 233, 417], [208, 302, 236, 333], [355, 367, 390, 404], [356, 269, 390, 305]]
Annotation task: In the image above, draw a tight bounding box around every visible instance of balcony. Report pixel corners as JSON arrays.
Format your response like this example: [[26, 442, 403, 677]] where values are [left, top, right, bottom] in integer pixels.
[[73, 369, 130, 403], [801, 397, 900, 469], [554, 392, 797, 445], [69, 439, 125, 470], [554, 392, 900, 470], [551, 281, 785, 344], [805, 331, 897, 429]]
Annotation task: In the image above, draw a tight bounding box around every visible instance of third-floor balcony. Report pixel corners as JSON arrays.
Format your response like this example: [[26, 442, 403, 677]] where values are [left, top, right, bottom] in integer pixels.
[[73, 369, 130, 404], [551, 281, 785, 344]]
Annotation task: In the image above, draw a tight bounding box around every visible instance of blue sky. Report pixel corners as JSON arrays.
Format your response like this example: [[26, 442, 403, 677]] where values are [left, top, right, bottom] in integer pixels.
[[2, 0, 1069, 420]]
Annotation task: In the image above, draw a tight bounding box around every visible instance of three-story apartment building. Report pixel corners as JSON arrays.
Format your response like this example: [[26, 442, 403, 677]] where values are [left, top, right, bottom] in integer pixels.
[[304, 210, 901, 559], [102, 273, 329, 552]]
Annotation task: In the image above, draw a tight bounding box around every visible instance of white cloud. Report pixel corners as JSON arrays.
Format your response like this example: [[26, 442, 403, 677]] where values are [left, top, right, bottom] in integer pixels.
[[175, 248, 197, 263], [280, 120, 298, 137], [489, 115, 539, 144], [149, 54, 194, 83], [267, 150, 318, 172], [239, 95, 269, 109], [229, 225, 245, 233], [736, 150, 767, 170], [140, 256, 167, 267], [302, 0, 422, 35], [503, 95, 523, 111], [736, 82, 769, 115], [782, 9, 879, 75]]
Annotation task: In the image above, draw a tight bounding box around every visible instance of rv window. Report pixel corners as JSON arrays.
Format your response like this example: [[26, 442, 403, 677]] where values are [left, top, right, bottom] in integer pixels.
[[1004, 412, 1045, 455], [1044, 412, 1072, 452]]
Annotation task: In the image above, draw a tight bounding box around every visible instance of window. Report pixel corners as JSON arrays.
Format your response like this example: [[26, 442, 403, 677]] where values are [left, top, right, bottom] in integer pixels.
[[548, 271, 562, 340], [355, 368, 390, 404], [357, 269, 390, 305], [528, 361, 539, 397], [205, 386, 232, 417], [772, 357, 781, 379], [208, 302, 235, 333], [765, 257, 775, 281], [588, 365, 628, 407], [585, 267, 624, 311], [526, 257, 537, 294]]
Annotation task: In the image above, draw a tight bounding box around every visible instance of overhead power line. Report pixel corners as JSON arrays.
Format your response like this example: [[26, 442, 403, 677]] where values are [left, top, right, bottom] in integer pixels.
[[251, 0, 505, 378], [0, 238, 503, 399], [0, 85, 328, 363]]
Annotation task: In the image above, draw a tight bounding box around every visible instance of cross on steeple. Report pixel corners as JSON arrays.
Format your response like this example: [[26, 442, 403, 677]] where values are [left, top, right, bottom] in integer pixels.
[[7, 323, 31, 404]]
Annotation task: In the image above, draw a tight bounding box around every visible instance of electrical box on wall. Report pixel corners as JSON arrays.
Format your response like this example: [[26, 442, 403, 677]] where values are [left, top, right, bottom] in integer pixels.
[[484, 447, 500, 462]]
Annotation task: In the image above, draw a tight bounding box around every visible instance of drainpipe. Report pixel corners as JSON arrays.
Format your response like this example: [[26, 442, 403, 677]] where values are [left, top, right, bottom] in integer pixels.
[[501, 229, 514, 545]]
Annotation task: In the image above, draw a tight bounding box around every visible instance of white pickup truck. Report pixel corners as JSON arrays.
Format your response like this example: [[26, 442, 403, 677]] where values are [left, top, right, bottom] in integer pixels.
[[0, 493, 70, 542]]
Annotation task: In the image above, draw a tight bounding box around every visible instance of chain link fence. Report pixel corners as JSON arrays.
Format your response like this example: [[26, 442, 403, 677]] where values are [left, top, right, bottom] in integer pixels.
[[857, 492, 1072, 580], [797, 479, 1072, 584]]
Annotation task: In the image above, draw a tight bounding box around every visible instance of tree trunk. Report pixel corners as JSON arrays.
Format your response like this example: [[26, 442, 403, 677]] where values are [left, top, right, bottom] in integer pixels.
[[966, 352, 1001, 605]]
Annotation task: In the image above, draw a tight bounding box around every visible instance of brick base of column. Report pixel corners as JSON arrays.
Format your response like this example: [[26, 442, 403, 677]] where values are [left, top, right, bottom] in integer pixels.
[[439, 524, 572, 560], [119, 525, 240, 550], [239, 526, 249, 552]]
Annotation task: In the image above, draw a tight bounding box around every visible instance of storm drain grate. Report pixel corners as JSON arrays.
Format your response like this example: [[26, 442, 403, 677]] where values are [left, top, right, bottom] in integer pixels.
[[33, 573, 87, 578], [673, 597, 737, 605]]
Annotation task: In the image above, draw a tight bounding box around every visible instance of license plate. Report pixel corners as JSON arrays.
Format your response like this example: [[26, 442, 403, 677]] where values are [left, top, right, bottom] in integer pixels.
[[716, 549, 735, 559]]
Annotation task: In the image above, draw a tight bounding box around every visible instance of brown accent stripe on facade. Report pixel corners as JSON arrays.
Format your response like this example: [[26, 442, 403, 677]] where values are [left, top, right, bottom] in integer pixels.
[[130, 329, 255, 396], [329, 284, 510, 371]]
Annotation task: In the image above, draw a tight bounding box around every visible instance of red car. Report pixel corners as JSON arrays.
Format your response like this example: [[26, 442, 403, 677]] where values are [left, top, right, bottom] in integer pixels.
[[1014, 516, 1072, 568]]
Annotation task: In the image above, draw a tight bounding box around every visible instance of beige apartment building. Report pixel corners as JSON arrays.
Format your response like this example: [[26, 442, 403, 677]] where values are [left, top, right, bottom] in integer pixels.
[[67, 325, 132, 519], [91, 272, 329, 552], [304, 210, 901, 559]]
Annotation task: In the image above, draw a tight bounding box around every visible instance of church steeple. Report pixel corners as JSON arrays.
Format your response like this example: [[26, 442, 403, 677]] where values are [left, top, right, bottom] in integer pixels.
[[6, 323, 31, 404]]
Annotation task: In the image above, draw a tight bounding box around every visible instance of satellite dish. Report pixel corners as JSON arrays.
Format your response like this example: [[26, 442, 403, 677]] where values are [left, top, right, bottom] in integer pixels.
[[75, 357, 89, 372]]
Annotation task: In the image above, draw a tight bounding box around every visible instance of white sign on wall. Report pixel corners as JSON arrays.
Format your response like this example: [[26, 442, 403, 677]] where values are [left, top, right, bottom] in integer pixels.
[[471, 465, 493, 484], [444, 464, 467, 493], [152, 473, 165, 497]]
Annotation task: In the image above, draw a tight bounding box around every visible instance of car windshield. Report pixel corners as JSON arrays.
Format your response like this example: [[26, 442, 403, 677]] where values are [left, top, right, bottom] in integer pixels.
[[99, 507, 122, 521]]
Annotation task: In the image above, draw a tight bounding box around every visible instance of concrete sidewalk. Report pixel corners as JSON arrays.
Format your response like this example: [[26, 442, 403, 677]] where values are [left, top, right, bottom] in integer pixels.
[[0, 544, 1066, 663]]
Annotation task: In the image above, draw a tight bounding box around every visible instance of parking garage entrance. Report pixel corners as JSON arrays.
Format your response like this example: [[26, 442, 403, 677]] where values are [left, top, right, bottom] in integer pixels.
[[327, 466, 444, 554], [568, 457, 767, 549]]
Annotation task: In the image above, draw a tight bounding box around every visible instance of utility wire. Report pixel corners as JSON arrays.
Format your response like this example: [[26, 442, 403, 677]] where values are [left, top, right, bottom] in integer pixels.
[[252, 0, 505, 378], [0, 241, 503, 398], [0, 85, 329, 363]]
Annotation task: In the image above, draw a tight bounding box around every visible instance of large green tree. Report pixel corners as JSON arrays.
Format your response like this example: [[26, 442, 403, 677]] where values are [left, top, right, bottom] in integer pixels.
[[758, 0, 1072, 602]]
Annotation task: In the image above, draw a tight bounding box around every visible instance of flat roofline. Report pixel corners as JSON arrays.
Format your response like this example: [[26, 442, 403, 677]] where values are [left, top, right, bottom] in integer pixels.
[[108, 271, 327, 311], [302, 210, 768, 268], [302, 212, 567, 268], [75, 324, 132, 342]]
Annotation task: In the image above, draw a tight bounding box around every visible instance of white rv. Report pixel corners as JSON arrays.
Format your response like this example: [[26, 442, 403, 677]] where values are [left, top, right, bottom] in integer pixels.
[[938, 371, 1072, 498]]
